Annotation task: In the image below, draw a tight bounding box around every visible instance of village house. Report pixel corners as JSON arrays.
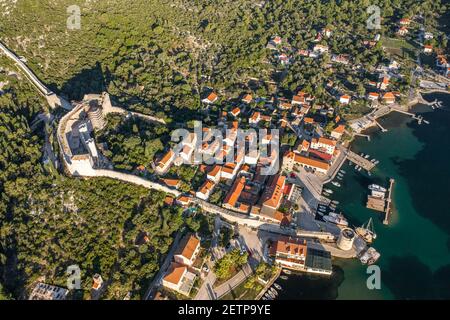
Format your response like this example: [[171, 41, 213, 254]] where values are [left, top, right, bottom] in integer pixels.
[[241, 94, 253, 104], [436, 55, 448, 69], [249, 111, 261, 125], [339, 95, 350, 104], [330, 125, 345, 140], [331, 54, 350, 65], [397, 27, 409, 36], [223, 176, 249, 213], [174, 234, 201, 267], [196, 179, 215, 200], [310, 137, 337, 155], [230, 107, 241, 117], [259, 174, 286, 217], [28, 283, 68, 300], [313, 44, 329, 53], [207, 165, 222, 183], [382, 92, 396, 104], [155, 149, 175, 175], [202, 92, 218, 104], [368, 92, 380, 101], [270, 237, 308, 270], [423, 45, 433, 54], [282, 151, 330, 175], [377, 75, 390, 90], [176, 196, 191, 207], [162, 263, 196, 296], [161, 178, 181, 189]]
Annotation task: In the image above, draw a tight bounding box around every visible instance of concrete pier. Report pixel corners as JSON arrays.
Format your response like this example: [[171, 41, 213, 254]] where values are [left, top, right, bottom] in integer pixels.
[[346, 150, 376, 171], [383, 179, 395, 225]]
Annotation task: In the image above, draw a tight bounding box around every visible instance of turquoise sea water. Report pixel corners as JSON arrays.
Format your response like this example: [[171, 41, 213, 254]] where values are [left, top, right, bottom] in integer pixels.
[[277, 93, 450, 300]]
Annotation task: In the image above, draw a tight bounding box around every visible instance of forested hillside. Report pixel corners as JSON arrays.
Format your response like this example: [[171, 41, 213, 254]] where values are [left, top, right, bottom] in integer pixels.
[[0, 0, 448, 300], [0, 58, 185, 299], [1, 0, 446, 119]]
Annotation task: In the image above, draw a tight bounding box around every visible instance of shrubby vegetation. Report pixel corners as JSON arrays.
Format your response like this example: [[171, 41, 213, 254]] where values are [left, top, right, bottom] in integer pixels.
[[96, 114, 167, 171], [214, 249, 248, 280], [0, 63, 183, 300], [0, 0, 446, 122]]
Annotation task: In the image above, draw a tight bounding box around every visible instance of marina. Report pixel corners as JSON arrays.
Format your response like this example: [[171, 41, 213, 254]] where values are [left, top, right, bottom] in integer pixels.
[[365, 179, 395, 225], [346, 150, 376, 171]]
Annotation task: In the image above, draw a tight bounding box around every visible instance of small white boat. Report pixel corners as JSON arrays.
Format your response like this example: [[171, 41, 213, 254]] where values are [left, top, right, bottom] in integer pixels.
[[339, 169, 346, 174], [371, 159, 376, 163], [280, 275, 288, 280], [374, 160, 380, 165], [282, 269, 292, 275], [270, 288, 278, 296], [364, 154, 370, 159], [324, 188, 333, 194], [262, 297, 267, 300], [369, 184, 387, 193], [323, 192, 330, 197], [360, 153, 365, 157], [331, 200, 339, 205], [358, 167, 362, 171], [337, 176, 343, 181], [274, 283, 282, 290], [331, 181, 341, 187], [355, 165, 360, 170]]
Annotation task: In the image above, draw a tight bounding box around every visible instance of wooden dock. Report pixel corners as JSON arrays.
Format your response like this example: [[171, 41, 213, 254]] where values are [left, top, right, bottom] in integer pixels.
[[346, 150, 376, 171], [383, 179, 395, 225]]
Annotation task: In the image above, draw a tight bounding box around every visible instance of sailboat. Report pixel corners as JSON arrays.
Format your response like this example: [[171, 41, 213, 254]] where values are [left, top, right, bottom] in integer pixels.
[[355, 218, 377, 244]]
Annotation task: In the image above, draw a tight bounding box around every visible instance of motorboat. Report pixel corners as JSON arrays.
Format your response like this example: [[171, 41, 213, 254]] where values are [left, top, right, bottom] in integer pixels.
[[324, 188, 333, 194], [360, 247, 381, 265], [323, 212, 349, 226], [331, 181, 341, 187], [369, 184, 387, 193], [273, 283, 282, 290]]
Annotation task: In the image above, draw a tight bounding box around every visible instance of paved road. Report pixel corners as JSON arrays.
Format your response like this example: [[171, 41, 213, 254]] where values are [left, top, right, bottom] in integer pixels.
[[194, 261, 217, 300], [144, 230, 184, 300]]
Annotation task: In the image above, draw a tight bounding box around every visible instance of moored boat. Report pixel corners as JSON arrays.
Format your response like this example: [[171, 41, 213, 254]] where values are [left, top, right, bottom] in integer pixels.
[[355, 218, 377, 244], [369, 184, 387, 193], [323, 212, 348, 226], [331, 181, 341, 187], [273, 283, 282, 290]]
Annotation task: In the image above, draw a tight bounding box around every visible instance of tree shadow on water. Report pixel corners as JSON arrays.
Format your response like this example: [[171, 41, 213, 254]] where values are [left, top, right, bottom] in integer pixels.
[[383, 255, 450, 299]]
